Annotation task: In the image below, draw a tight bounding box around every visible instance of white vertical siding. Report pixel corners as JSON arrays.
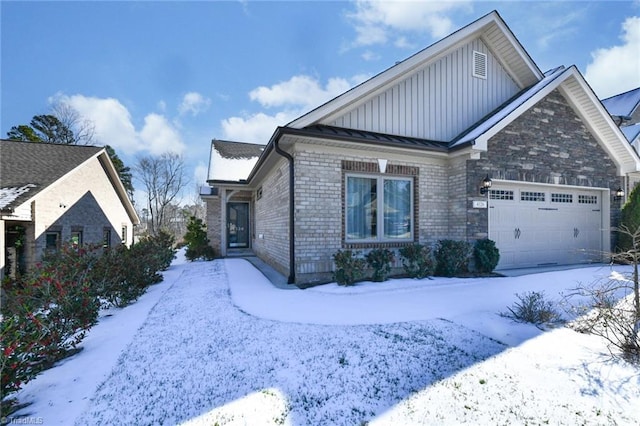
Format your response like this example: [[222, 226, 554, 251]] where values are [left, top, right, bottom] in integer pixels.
[[330, 39, 521, 141]]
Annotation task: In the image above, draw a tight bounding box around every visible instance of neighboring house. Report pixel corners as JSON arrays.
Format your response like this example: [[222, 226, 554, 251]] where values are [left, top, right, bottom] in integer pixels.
[[0, 139, 139, 279], [202, 11, 640, 285], [602, 87, 640, 152]]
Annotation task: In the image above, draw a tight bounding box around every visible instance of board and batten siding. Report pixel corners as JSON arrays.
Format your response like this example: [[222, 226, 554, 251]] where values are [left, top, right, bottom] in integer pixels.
[[330, 39, 521, 141]]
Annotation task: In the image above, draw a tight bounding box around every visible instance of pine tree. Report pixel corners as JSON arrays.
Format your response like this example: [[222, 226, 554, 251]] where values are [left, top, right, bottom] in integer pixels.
[[184, 216, 216, 261], [618, 185, 640, 251]]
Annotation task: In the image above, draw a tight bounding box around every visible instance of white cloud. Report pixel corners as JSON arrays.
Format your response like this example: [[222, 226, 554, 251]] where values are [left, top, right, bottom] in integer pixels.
[[361, 50, 381, 61], [346, 0, 472, 48], [178, 92, 211, 116], [139, 113, 186, 155], [585, 16, 640, 98], [53, 93, 185, 156], [221, 111, 298, 144], [249, 75, 354, 110], [222, 74, 370, 143], [194, 163, 209, 186]]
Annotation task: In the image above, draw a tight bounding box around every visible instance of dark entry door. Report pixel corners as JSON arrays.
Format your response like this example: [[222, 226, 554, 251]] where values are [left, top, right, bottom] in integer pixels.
[[227, 203, 249, 248]]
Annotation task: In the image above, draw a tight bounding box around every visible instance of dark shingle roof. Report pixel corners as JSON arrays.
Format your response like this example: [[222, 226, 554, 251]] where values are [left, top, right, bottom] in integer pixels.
[[0, 139, 102, 210], [294, 125, 449, 152], [213, 140, 265, 159]]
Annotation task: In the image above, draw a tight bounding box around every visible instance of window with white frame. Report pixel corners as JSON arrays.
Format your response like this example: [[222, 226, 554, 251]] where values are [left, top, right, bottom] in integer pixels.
[[345, 174, 413, 242]]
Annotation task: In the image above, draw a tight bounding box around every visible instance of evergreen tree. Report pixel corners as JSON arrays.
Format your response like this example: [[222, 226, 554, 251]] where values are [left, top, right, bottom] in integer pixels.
[[618, 185, 640, 252], [184, 216, 216, 261]]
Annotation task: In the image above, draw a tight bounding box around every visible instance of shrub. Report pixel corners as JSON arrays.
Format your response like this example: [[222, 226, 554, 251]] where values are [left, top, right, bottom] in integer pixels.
[[333, 250, 366, 286], [473, 239, 500, 273], [399, 243, 435, 279], [434, 240, 472, 277], [184, 216, 216, 261], [89, 245, 148, 308], [501, 291, 562, 325], [365, 248, 395, 282], [1, 246, 100, 401]]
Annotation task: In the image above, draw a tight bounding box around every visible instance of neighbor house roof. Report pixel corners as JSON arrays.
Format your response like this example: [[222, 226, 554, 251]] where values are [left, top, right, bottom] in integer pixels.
[[601, 87, 640, 118], [622, 123, 640, 144], [0, 139, 139, 223], [0, 139, 102, 211]]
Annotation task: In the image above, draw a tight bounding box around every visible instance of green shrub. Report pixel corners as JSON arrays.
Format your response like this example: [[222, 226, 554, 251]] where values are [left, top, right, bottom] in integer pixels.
[[333, 250, 366, 286], [1, 245, 100, 401], [501, 291, 563, 325], [399, 243, 435, 279], [184, 216, 216, 261], [434, 239, 472, 277], [365, 248, 395, 282], [473, 239, 500, 273]]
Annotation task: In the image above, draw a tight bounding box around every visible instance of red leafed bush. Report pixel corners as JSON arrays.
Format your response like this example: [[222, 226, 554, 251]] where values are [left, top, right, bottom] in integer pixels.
[[1, 245, 100, 404]]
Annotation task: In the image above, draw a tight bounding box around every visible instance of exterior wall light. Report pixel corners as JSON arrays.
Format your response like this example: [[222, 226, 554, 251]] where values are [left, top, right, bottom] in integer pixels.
[[614, 187, 625, 201], [479, 175, 492, 195]]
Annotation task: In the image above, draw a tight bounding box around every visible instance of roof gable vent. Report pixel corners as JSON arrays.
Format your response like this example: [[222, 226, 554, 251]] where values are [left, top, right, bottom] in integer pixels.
[[473, 50, 487, 79]]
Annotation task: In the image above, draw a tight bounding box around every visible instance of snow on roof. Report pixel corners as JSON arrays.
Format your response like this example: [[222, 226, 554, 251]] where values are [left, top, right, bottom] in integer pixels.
[[208, 141, 263, 182], [0, 184, 37, 210], [601, 87, 640, 117]]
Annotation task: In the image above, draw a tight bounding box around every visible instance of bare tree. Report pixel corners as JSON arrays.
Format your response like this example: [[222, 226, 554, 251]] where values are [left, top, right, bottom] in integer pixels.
[[134, 153, 188, 235], [50, 102, 95, 145]]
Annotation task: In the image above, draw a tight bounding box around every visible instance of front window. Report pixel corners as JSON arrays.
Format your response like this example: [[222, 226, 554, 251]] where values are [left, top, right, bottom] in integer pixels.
[[346, 175, 412, 242], [70, 231, 83, 250]]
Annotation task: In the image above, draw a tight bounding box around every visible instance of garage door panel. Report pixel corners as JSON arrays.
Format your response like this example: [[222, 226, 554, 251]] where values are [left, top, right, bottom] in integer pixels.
[[489, 184, 604, 270]]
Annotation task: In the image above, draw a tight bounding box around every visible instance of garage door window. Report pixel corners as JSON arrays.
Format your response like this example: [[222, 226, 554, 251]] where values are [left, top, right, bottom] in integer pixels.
[[578, 195, 598, 204], [521, 191, 545, 202], [552, 193, 573, 203], [489, 190, 514, 200]]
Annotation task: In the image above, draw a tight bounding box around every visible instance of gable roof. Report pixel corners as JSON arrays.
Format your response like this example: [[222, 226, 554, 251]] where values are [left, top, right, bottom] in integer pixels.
[[601, 87, 640, 118], [213, 140, 264, 159], [622, 123, 640, 144], [0, 139, 139, 223], [0, 139, 102, 210], [289, 10, 542, 129]]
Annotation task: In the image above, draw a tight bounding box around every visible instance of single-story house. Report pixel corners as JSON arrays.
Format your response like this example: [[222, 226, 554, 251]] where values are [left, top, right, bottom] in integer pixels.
[[202, 10, 640, 285], [0, 139, 139, 279]]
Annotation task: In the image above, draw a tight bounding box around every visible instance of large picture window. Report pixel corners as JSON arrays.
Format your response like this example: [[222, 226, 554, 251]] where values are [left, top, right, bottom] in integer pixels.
[[346, 174, 413, 242]]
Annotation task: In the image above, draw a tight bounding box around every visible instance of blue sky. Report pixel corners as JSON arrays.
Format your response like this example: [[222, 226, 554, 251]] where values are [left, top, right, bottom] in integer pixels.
[[2, 1, 639, 201]]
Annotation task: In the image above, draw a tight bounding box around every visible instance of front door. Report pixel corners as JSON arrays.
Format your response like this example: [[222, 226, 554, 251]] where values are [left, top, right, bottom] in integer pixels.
[[227, 202, 249, 248]]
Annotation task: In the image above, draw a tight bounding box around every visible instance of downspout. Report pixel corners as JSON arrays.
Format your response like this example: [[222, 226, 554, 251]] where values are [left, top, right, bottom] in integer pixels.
[[274, 136, 296, 284]]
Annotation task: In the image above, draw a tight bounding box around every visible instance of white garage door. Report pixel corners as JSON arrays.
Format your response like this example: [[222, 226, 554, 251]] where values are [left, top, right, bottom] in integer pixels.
[[488, 183, 604, 270]]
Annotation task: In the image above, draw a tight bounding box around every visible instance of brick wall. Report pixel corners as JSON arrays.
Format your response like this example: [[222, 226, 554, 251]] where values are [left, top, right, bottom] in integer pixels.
[[254, 158, 291, 277], [292, 144, 449, 284], [204, 196, 221, 254], [32, 155, 135, 267]]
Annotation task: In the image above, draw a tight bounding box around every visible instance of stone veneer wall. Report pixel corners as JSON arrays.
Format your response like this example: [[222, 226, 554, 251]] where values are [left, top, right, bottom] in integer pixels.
[[466, 89, 622, 243], [292, 144, 449, 285], [253, 158, 291, 277]]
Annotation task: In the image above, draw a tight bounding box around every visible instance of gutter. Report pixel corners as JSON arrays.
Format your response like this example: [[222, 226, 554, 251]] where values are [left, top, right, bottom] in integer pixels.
[[273, 134, 296, 284]]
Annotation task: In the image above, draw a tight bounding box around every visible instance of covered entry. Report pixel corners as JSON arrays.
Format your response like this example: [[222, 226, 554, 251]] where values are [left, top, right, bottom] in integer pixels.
[[488, 182, 607, 269]]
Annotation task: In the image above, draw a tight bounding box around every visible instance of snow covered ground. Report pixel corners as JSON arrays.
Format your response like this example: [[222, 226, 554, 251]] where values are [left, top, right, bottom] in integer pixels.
[[9, 253, 640, 425]]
